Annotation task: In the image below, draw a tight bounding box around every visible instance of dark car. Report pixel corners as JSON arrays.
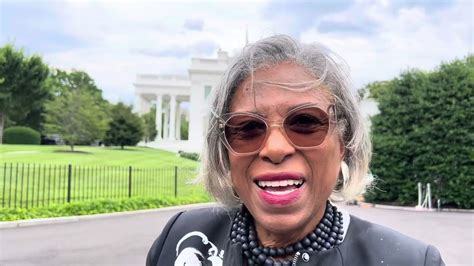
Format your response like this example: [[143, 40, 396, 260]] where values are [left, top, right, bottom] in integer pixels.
[[41, 134, 64, 145], [41, 135, 56, 145]]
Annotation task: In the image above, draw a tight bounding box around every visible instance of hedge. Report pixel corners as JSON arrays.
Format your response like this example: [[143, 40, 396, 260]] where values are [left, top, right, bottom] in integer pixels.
[[178, 151, 200, 161], [3, 126, 41, 144], [0, 195, 210, 221], [364, 55, 473, 209]]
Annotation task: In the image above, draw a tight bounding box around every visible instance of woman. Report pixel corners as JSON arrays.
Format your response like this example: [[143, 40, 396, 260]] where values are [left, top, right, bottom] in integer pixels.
[[147, 35, 444, 266]]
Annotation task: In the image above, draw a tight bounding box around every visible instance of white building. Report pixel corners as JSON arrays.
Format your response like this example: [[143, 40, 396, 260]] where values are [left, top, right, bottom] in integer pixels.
[[134, 50, 231, 153], [134, 51, 379, 153]]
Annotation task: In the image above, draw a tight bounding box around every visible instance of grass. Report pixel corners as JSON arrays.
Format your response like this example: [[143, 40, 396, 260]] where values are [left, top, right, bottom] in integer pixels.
[[0, 144, 210, 212], [0, 144, 198, 168]]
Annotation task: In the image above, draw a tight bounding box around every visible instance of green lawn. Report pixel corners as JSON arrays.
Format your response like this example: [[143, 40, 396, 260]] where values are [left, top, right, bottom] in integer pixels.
[[0, 145, 208, 209], [0, 144, 198, 167]]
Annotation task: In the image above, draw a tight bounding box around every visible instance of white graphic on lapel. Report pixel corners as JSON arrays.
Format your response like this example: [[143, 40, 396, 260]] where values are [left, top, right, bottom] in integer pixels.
[[175, 231, 224, 266]]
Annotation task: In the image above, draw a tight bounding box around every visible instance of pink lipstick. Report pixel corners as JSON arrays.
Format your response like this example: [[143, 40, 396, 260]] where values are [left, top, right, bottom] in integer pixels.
[[254, 172, 305, 205]]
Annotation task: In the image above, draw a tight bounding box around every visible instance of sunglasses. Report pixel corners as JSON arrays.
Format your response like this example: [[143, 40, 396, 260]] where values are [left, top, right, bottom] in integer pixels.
[[217, 104, 336, 156]]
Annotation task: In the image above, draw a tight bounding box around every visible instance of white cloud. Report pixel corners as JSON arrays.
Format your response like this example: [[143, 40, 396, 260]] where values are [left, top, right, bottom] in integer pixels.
[[34, 1, 272, 105], [301, 0, 473, 89], [184, 18, 205, 31], [4, 0, 472, 105]]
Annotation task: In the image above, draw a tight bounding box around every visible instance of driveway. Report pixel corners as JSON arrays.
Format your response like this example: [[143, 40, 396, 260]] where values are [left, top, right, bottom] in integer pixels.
[[1, 203, 472, 265]]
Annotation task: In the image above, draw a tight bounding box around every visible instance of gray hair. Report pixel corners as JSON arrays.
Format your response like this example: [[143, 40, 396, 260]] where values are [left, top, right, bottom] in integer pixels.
[[200, 35, 373, 207]]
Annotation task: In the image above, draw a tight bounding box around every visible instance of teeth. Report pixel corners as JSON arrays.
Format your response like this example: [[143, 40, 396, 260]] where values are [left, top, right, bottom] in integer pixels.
[[267, 188, 296, 195], [257, 179, 303, 188], [267, 188, 295, 196]]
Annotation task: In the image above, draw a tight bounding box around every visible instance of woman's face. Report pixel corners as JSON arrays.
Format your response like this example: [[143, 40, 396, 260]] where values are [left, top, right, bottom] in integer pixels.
[[228, 62, 344, 246]]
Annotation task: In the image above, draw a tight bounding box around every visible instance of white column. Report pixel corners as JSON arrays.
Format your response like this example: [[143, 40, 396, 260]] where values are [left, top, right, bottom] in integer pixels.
[[155, 94, 162, 140], [169, 95, 177, 140], [176, 101, 182, 140], [164, 107, 169, 140], [145, 96, 152, 114]]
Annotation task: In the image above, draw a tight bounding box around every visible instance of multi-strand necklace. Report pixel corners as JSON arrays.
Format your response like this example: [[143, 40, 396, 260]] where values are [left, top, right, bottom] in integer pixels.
[[230, 201, 344, 266]]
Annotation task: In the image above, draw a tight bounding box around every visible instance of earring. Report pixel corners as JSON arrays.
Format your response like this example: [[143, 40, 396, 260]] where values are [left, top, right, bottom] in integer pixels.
[[340, 161, 350, 185], [232, 188, 241, 201]]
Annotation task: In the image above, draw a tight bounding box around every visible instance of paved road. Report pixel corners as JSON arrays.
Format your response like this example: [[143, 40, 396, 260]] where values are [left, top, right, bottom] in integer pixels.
[[1, 203, 472, 266]]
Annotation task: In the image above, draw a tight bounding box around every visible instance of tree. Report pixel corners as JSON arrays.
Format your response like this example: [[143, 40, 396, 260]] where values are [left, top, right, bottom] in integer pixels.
[[46, 69, 111, 112], [43, 69, 112, 145], [180, 114, 189, 140], [365, 55, 473, 208], [104, 103, 144, 149], [0, 45, 50, 142], [142, 107, 157, 143], [43, 89, 109, 151], [47, 69, 105, 99]]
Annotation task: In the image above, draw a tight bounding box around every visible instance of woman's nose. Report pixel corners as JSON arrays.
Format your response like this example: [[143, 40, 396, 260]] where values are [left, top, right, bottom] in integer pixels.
[[258, 127, 295, 164]]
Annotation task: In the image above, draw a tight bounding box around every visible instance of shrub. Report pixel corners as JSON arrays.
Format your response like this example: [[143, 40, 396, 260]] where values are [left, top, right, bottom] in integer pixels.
[[3, 126, 41, 144], [178, 151, 200, 161], [0, 195, 211, 221], [364, 55, 473, 208]]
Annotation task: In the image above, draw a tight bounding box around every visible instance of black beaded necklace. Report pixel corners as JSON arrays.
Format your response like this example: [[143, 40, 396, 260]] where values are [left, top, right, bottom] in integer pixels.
[[230, 201, 344, 266]]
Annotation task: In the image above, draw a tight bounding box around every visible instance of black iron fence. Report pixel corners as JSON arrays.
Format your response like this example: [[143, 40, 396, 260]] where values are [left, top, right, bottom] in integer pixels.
[[0, 163, 199, 209]]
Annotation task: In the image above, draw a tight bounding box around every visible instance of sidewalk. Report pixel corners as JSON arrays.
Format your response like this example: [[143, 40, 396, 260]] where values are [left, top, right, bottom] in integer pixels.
[[1, 202, 471, 265], [357, 201, 474, 213], [1, 201, 471, 229]]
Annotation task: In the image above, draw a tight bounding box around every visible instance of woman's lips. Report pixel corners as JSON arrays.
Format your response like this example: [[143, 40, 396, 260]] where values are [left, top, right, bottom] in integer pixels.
[[253, 172, 305, 206]]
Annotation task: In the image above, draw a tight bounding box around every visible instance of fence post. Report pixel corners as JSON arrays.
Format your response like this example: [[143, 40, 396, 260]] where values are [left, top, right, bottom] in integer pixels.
[[417, 182, 422, 207], [67, 164, 72, 203], [2, 163, 6, 208], [128, 166, 132, 198], [174, 166, 178, 197], [427, 183, 432, 209]]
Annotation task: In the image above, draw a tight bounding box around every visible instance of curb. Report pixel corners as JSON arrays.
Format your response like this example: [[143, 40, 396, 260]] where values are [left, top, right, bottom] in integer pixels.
[[357, 202, 474, 213], [0, 202, 217, 229]]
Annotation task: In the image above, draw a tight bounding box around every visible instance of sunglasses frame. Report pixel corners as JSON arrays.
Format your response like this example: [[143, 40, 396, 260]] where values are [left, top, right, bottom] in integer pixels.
[[217, 103, 337, 156]]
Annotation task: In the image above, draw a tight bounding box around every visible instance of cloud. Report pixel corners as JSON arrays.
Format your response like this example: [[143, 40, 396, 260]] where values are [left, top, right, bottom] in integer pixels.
[[0, 1, 83, 54], [1, 0, 471, 106], [261, 0, 354, 36], [300, 0, 473, 89], [386, 0, 456, 12], [2, 1, 270, 105], [184, 18, 204, 31], [317, 20, 375, 35], [131, 40, 218, 58]]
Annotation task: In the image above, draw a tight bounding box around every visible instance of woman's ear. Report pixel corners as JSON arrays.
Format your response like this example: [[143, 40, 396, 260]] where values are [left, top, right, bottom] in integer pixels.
[[338, 137, 345, 160]]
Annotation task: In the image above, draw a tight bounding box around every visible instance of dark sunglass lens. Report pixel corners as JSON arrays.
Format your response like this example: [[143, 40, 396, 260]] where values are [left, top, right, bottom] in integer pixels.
[[285, 107, 329, 147], [225, 115, 266, 153]]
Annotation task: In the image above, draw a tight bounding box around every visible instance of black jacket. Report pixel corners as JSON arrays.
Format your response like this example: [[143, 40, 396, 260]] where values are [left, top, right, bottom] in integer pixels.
[[147, 207, 445, 266]]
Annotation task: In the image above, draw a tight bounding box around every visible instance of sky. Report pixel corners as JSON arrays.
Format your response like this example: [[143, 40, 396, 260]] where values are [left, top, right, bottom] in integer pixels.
[[1, 0, 472, 105]]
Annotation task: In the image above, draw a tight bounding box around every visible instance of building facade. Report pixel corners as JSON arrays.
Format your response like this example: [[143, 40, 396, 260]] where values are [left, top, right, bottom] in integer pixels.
[[134, 50, 231, 152]]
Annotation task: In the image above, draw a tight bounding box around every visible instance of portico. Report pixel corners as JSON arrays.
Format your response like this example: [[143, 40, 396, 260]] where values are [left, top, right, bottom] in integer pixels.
[[134, 50, 231, 152], [135, 76, 190, 141]]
